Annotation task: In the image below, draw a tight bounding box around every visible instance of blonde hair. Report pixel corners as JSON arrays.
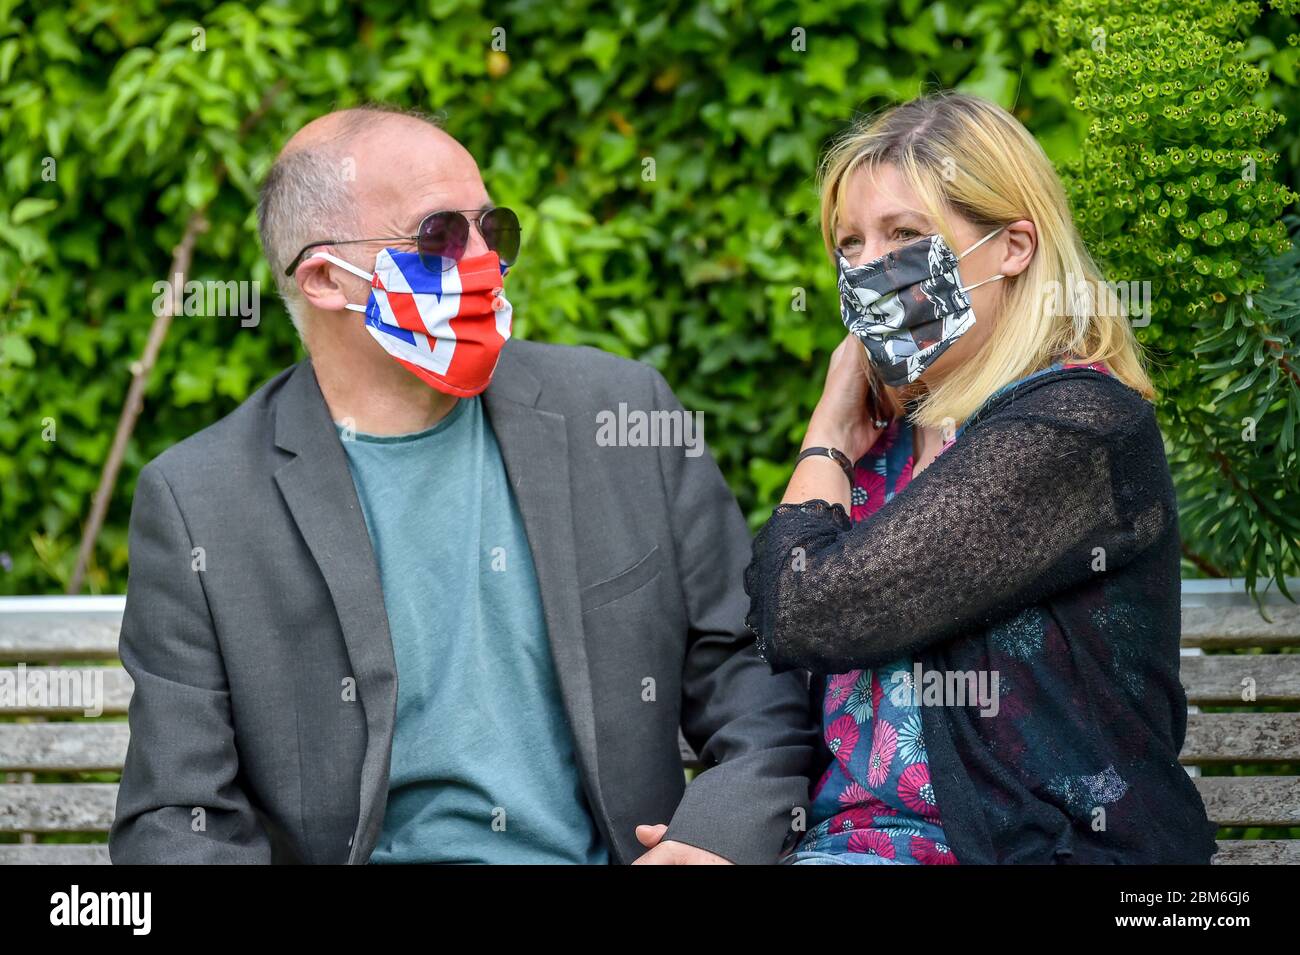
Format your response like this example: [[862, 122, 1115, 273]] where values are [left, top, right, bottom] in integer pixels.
[[819, 91, 1153, 429]]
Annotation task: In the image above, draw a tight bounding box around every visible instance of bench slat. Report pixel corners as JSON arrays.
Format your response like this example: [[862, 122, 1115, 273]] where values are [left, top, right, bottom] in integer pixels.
[[1212, 839, 1300, 865], [7, 716, 1291, 774], [1181, 654, 1300, 704], [6, 657, 1298, 715], [4, 660, 1299, 715], [0, 667, 134, 716], [0, 776, 1295, 843], [0, 722, 129, 772], [1194, 775, 1300, 827], [0, 783, 117, 832], [1181, 713, 1300, 764], [0, 844, 111, 864], [1181, 605, 1300, 650], [0, 604, 1293, 662], [0, 613, 122, 662]]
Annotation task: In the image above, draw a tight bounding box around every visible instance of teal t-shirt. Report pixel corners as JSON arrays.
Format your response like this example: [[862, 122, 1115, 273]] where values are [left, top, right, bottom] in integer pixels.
[[338, 397, 607, 864]]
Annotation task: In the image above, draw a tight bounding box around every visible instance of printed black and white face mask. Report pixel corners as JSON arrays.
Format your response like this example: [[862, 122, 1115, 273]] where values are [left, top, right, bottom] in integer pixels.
[[836, 226, 1005, 388]]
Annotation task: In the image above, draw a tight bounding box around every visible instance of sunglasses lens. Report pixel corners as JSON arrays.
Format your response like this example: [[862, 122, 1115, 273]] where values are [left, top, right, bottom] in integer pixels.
[[418, 212, 470, 271], [480, 207, 521, 266]]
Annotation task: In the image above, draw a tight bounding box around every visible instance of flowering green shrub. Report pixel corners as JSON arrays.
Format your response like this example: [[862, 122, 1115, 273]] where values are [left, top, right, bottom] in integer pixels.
[[1043, 0, 1300, 592]]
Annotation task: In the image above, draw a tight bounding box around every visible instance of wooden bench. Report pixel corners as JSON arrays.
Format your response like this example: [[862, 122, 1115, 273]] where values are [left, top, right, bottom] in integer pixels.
[[2, 582, 1298, 864]]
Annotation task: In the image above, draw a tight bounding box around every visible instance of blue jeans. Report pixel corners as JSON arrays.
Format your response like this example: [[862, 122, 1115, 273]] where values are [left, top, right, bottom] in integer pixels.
[[781, 849, 904, 865]]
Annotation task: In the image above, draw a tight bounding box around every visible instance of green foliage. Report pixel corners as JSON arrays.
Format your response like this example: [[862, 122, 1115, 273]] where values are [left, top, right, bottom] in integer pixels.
[[0, 0, 1076, 594], [1041, 0, 1300, 595], [0, 0, 1295, 597]]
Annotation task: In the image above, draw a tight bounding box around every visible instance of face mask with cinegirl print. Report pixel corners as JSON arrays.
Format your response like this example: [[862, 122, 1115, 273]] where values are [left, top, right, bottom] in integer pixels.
[[836, 226, 1006, 388]]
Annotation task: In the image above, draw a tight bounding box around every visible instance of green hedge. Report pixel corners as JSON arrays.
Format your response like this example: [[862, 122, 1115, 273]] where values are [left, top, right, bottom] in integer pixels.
[[0, 0, 1296, 595]]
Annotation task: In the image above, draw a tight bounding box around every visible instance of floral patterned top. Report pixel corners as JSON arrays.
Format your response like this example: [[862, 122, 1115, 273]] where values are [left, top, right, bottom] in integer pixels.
[[796, 359, 1111, 865]]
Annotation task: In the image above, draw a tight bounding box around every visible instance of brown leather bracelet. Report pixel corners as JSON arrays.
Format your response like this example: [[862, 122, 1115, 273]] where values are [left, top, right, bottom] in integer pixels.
[[795, 446, 855, 483]]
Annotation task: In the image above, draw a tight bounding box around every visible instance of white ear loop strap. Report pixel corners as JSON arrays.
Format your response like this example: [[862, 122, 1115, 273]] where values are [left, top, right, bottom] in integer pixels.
[[959, 273, 1005, 294], [308, 251, 372, 313], [957, 225, 1007, 294]]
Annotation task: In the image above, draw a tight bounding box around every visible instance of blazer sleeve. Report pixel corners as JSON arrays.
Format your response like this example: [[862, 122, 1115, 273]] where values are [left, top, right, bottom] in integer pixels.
[[109, 461, 273, 863], [645, 368, 820, 864]]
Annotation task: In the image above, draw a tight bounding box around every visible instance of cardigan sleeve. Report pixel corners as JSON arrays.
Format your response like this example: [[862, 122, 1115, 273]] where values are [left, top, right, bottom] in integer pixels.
[[743, 376, 1172, 673]]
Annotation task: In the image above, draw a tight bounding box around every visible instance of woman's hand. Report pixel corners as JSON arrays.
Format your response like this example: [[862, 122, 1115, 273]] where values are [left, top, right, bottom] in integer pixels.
[[781, 336, 887, 509], [804, 335, 885, 463]]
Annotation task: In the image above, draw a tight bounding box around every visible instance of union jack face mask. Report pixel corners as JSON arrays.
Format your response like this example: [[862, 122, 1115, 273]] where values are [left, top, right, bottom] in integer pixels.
[[311, 248, 513, 397]]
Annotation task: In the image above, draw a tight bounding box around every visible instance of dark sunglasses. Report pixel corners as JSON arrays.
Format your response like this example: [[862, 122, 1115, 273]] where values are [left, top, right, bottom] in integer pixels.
[[284, 206, 521, 276]]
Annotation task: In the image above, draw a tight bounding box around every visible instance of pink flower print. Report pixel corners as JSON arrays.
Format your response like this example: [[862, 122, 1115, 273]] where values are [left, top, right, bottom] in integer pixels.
[[898, 762, 940, 819], [825, 671, 860, 715], [841, 785, 897, 824], [851, 465, 887, 522], [838, 782, 872, 807], [871, 803, 899, 820], [867, 719, 898, 788], [826, 715, 860, 768], [848, 829, 897, 859], [909, 836, 958, 865], [829, 807, 874, 835]]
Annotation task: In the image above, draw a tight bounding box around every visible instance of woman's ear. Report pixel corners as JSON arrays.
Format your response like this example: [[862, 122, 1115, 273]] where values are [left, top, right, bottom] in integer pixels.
[[999, 218, 1037, 279]]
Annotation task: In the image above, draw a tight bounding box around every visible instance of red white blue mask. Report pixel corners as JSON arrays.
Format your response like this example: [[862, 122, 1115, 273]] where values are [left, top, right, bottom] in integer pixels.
[[312, 248, 513, 397], [836, 227, 1004, 387]]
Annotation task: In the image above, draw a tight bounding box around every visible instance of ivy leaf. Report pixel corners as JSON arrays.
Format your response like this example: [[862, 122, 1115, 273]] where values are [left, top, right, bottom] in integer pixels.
[[2, 335, 36, 368], [10, 197, 59, 224]]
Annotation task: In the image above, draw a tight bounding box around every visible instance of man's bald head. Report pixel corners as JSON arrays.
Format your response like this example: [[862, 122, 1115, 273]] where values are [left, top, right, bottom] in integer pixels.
[[257, 105, 483, 336]]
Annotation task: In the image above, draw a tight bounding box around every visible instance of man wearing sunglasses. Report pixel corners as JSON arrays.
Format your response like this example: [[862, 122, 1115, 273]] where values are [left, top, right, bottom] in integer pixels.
[[110, 105, 816, 865]]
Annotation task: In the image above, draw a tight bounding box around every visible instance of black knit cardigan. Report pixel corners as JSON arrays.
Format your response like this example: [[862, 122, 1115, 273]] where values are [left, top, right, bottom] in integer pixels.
[[744, 367, 1219, 864]]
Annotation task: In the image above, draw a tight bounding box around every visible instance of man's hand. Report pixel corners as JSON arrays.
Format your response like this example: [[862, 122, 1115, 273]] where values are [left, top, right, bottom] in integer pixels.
[[631, 824, 734, 865]]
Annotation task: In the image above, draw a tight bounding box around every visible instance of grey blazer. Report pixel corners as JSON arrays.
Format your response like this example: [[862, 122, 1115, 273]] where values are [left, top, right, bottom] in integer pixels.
[[109, 339, 817, 864]]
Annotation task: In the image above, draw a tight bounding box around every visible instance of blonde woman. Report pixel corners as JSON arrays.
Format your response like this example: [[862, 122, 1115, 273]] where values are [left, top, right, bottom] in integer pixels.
[[744, 92, 1218, 864]]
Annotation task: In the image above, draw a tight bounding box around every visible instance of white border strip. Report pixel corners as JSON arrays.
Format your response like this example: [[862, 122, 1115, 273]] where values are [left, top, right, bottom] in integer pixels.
[[0, 595, 126, 613]]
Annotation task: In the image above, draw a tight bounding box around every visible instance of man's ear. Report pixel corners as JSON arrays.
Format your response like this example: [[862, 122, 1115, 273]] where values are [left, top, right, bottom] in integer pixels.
[[295, 253, 356, 313], [999, 218, 1037, 279]]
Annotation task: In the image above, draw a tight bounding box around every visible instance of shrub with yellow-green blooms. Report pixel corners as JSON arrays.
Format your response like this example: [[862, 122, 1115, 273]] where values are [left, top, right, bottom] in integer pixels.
[[1041, 0, 1300, 594]]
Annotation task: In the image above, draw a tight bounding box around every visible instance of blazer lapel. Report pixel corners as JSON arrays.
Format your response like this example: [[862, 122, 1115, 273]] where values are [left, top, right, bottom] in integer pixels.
[[271, 361, 397, 864], [482, 345, 615, 850]]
